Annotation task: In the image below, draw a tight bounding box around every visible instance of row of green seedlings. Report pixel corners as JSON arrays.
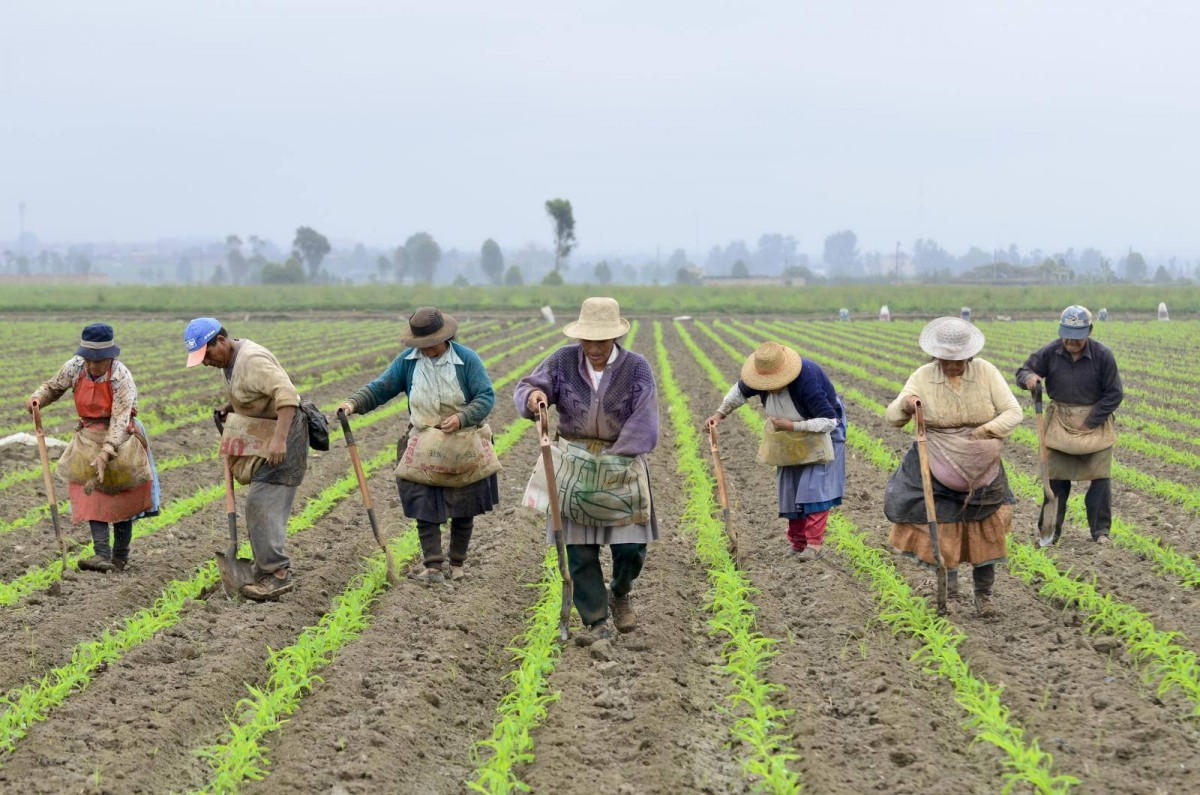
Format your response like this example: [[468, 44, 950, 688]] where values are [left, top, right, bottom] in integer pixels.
[[766, 318, 1200, 477], [463, 319, 642, 795], [194, 417, 534, 794], [0, 331, 573, 760], [650, 321, 802, 794], [0, 324, 568, 607], [821, 319, 1200, 461], [699, 320, 1200, 716], [675, 321, 1075, 791], [0, 443, 397, 754], [741, 319, 1200, 588]]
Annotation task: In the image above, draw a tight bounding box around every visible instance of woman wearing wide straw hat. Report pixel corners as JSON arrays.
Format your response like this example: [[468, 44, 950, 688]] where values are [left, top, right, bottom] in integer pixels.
[[514, 297, 659, 646], [706, 341, 847, 560], [338, 307, 499, 584], [883, 317, 1022, 615], [26, 323, 161, 572]]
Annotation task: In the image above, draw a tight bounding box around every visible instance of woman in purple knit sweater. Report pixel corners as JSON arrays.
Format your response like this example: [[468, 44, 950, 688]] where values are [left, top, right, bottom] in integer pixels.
[[515, 298, 659, 646]]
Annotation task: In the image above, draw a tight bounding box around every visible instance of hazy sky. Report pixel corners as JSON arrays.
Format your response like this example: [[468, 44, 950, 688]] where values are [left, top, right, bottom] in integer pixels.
[[4, 1, 1199, 258]]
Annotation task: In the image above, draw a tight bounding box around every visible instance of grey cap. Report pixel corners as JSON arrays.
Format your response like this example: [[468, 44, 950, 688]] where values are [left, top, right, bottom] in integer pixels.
[[1059, 305, 1092, 339]]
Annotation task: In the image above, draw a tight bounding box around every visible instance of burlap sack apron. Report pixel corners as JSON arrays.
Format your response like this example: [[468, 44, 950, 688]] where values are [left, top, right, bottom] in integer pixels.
[[219, 413, 279, 485], [394, 424, 501, 488], [756, 421, 835, 466], [522, 435, 651, 526], [57, 367, 152, 523], [1044, 402, 1115, 481]]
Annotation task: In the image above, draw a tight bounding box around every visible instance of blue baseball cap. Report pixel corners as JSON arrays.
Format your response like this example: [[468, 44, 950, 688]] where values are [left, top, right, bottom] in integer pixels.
[[185, 317, 222, 367], [1058, 305, 1092, 340]]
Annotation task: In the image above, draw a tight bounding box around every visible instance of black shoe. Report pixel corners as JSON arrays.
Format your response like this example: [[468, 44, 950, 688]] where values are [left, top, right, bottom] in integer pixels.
[[112, 559, 128, 573]]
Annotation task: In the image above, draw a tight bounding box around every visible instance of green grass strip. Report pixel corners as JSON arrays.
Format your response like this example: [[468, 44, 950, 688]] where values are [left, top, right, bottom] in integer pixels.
[[657, 322, 801, 793], [684, 320, 1076, 791], [196, 418, 535, 793], [466, 550, 565, 795]]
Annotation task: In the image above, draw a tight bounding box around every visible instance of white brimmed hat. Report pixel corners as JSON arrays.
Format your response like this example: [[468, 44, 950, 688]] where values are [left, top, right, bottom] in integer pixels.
[[562, 297, 630, 341], [741, 341, 802, 391], [918, 317, 985, 361]]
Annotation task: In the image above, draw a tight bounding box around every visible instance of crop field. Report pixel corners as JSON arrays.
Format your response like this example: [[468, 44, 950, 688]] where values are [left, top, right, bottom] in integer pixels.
[[0, 313, 1198, 794]]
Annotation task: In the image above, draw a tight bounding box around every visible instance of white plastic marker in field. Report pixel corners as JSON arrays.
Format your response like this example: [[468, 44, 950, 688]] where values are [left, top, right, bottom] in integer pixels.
[[540, 306, 556, 325], [879, 304, 891, 322], [838, 308, 850, 321], [1159, 302, 1169, 321]]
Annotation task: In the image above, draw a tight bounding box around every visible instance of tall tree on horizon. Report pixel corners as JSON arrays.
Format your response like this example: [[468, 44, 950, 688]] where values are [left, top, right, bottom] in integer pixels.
[[544, 198, 576, 273]]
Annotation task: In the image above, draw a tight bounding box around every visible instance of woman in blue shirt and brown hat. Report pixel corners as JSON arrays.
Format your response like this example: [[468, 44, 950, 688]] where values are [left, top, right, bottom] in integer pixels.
[[27, 323, 161, 572], [338, 307, 499, 584]]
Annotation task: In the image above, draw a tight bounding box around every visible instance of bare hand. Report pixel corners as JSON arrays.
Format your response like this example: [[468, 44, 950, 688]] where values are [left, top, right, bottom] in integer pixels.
[[439, 414, 462, 433], [337, 401, 354, 417], [769, 417, 793, 431], [265, 437, 287, 467], [527, 390, 548, 415], [705, 413, 723, 430], [968, 426, 991, 441], [91, 453, 109, 482], [902, 395, 920, 414], [1025, 374, 1042, 390]]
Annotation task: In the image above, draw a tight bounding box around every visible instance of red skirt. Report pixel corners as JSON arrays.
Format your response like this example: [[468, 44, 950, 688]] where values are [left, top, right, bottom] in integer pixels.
[[69, 481, 152, 524]]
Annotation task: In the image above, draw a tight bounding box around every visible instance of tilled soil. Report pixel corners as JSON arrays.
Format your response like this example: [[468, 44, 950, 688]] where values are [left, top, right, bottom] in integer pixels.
[[1, 315, 1199, 794], [690, 320, 1200, 793]]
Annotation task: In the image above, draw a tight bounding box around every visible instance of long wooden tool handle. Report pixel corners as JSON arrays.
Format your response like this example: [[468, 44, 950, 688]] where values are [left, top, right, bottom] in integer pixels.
[[338, 409, 374, 511], [32, 403, 59, 507], [708, 425, 729, 510], [537, 403, 572, 577], [913, 401, 944, 568], [222, 454, 237, 517]]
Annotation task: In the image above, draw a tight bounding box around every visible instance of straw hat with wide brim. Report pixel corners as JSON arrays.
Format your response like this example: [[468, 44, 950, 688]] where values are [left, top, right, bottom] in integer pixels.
[[741, 342, 802, 391], [562, 297, 630, 341], [918, 317, 985, 361], [401, 307, 458, 348]]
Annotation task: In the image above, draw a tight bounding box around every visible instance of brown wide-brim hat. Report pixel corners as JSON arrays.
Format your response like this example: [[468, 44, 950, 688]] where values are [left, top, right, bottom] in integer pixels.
[[562, 296, 630, 341], [918, 317, 985, 360], [401, 306, 458, 348], [741, 341, 802, 391]]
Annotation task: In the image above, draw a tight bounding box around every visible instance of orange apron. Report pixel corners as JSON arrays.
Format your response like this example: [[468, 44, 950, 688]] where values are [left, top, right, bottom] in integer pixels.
[[68, 366, 152, 524]]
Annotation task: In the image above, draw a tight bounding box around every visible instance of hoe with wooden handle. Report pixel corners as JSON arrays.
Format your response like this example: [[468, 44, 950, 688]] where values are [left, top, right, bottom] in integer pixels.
[[537, 401, 574, 642], [707, 423, 738, 562], [31, 402, 71, 578], [1032, 385, 1059, 547], [337, 409, 399, 586], [913, 399, 948, 616]]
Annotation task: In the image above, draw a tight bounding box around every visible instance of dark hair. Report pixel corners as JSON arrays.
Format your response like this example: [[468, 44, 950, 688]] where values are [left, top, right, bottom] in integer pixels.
[[206, 327, 231, 348]]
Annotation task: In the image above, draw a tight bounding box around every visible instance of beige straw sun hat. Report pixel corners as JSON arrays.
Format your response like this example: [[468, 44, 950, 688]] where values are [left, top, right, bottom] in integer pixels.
[[918, 317, 985, 361], [741, 342, 802, 391], [562, 297, 631, 341]]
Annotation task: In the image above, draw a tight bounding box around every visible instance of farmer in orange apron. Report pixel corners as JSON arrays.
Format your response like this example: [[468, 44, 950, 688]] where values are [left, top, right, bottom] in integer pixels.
[[26, 323, 160, 572]]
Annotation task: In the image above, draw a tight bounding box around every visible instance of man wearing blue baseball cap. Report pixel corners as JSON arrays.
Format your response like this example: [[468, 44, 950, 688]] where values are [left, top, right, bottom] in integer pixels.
[[185, 318, 307, 600], [1016, 305, 1124, 545]]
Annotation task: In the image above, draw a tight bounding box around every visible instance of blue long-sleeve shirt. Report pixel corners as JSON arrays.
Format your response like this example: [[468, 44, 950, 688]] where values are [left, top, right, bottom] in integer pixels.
[[348, 341, 495, 428]]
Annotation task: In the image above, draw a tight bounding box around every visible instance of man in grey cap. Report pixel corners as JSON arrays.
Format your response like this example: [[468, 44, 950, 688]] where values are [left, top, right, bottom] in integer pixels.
[[1016, 306, 1123, 544]]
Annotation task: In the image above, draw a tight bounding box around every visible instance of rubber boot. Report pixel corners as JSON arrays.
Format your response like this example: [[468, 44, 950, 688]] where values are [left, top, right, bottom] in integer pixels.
[[973, 564, 996, 616]]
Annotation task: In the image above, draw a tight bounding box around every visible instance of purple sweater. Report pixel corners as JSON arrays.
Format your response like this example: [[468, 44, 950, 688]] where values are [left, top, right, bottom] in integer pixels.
[[514, 343, 659, 457]]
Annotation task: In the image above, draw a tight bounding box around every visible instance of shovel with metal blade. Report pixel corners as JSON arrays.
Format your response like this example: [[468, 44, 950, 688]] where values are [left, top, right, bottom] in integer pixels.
[[1032, 384, 1059, 547], [537, 401, 575, 642], [913, 399, 948, 616], [214, 410, 257, 598], [31, 402, 71, 578], [707, 423, 738, 562]]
